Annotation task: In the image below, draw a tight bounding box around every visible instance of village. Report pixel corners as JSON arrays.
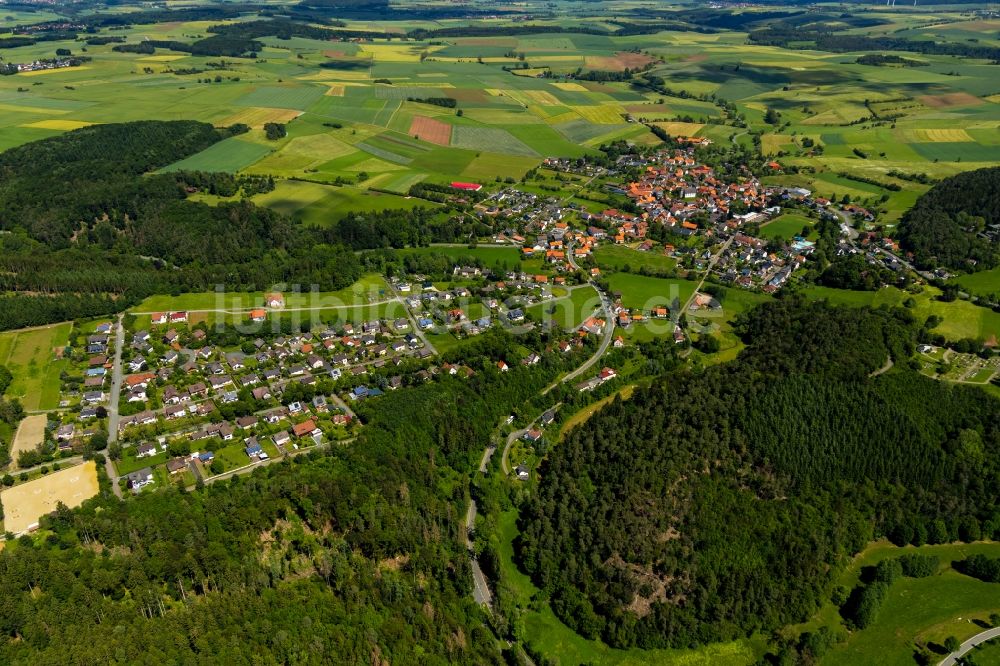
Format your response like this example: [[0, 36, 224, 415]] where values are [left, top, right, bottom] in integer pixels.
[[5, 137, 943, 505]]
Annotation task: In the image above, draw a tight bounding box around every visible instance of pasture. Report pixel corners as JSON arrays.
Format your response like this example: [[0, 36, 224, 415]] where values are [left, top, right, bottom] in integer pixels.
[[1, 461, 99, 535], [801, 286, 1000, 341], [952, 268, 1000, 298], [800, 540, 1000, 666], [592, 245, 678, 273], [0, 323, 71, 411], [606, 273, 697, 312]]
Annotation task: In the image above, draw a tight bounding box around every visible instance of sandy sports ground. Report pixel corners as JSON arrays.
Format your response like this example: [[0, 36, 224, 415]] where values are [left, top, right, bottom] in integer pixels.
[[10, 414, 46, 469], [1, 461, 99, 534]]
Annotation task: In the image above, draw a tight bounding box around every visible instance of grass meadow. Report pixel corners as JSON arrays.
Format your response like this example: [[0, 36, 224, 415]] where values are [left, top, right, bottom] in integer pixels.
[[0, 323, 72, 411]]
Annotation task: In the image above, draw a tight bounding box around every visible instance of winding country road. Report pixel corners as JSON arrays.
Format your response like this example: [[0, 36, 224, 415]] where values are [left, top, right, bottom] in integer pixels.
[[939, 627, 1000, 666]]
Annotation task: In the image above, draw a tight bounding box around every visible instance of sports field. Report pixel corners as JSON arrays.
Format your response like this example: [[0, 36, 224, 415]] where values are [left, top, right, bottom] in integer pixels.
[[1, 461, 99, 534]]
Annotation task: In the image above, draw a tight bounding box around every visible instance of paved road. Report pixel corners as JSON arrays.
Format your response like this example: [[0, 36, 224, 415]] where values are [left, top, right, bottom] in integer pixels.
[[501, 429, 524, 476], [328, 394, 357, 421], [392, 285, 437, 355], [541, 242, 616, 394], [478, 443, 496, 473], [547, 289, 615, 392], [105, 314, 125, 499], [681, 234, 736, 315], [939, 627, 1000, 666], [465, 500, 494, 609], [834, 208, 935, 281]]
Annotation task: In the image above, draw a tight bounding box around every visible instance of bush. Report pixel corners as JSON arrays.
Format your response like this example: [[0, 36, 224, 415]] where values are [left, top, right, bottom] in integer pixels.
[[263, 122, 287, 140], [899, 553, 938, 578]]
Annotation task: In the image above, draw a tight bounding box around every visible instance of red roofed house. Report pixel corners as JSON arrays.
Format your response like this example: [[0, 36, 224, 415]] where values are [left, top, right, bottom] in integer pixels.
[[249, 309, 267, 322], [292, 420, 319, 438], [450, 182, 483, 192]]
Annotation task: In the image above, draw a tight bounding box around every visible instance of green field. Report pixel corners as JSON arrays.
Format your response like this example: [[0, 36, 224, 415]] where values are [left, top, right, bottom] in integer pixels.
[[395, 245, 522, 267], [802, 286, 1000, 341], [592, 245, 678, 272], [160, 137, 274, 174], [0, 323, 71, 411], [952, 267, 1000, 299], [526, 285, 603, 330], [760, 213, 815, 241], [796, 541, 1000, 666], [133, 274, 389, 314], [607, 273, 698, 311]]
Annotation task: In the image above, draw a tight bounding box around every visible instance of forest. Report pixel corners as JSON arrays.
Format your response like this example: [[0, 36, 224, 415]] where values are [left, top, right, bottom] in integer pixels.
[[0, 332, 558, 664], [898, 166, 1000, 272], [517, 298, 1000, 649], [748, 25, 1000, 61]]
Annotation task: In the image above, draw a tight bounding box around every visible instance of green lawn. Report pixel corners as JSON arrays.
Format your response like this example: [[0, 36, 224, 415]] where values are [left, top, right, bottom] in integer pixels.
[[115, 447, 167, 476], [526, 286, 602, 330]]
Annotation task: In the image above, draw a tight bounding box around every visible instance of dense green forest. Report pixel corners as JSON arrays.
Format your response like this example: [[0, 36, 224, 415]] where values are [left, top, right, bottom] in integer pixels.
[[0, 332, 556, 664], [898, 166, 1000, 272], [517, 299, 1000, 649]]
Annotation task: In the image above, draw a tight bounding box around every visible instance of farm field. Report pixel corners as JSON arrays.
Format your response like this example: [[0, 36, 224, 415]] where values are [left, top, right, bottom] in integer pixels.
[[0, 461, 98, 534], [0, 10, 991, 232], [0, 323, 72, 411]]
